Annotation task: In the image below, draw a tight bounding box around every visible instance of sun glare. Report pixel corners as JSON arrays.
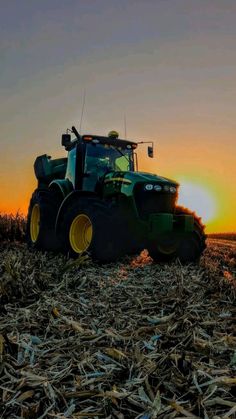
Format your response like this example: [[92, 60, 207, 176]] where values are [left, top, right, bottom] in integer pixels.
[[177, 180, 217, 224]]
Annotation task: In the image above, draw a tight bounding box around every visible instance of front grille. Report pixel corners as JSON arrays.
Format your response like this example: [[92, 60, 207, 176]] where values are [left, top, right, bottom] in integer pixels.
[[134, 183, 176, 218]]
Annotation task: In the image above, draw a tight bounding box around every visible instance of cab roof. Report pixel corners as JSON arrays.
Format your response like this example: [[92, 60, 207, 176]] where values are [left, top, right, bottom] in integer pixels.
[[81, 134, 137, 149]]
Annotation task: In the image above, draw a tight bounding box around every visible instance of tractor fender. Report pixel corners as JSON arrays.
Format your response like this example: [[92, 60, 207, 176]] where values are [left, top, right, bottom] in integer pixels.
[[49, 179, 73, 199], [55, 190, 97, 234]]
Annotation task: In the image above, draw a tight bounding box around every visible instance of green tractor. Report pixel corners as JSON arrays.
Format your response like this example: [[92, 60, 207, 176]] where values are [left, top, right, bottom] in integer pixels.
[[27, 126, 206, 263]]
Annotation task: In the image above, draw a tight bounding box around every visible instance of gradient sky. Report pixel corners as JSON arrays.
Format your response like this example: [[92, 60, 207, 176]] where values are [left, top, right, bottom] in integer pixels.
[[0, 0, 235, 232]]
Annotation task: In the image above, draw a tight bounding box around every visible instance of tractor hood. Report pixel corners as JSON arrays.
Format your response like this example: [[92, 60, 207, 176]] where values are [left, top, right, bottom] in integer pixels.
[[128, 171, 178, 186], [103, 171, 179, 198], [104, 171, 178, 186]]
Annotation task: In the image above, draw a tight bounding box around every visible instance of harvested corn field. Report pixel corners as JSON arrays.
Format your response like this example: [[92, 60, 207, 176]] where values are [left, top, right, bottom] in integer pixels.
[[0, 239, 236, 418]]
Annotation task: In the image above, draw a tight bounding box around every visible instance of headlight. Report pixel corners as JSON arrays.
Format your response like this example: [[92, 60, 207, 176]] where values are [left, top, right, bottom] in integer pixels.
[[163, 185, 170, 192], [154, 185, 162, 191], [144, 184, 154, 191], [170, 186, 177, 193]]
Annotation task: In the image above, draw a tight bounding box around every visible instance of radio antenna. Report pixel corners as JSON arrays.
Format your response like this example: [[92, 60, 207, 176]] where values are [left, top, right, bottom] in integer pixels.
[[79, 89, 86, 133], [124, 113, 127, 139]]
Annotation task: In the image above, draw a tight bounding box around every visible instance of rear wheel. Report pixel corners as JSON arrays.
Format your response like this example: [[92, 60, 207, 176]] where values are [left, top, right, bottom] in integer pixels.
[[26, 189, 61, 251], [148, 207, 206, 264], [60, 198, 122, 262]]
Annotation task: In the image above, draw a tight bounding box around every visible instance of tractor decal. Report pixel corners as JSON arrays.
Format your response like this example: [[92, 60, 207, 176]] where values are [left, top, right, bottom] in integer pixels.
[[104, 177, 132, 184]]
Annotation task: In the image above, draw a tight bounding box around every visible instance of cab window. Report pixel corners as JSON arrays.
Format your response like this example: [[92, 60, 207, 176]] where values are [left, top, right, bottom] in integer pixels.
[[115, 155, 131, 171], [66, 147, 76, 185]]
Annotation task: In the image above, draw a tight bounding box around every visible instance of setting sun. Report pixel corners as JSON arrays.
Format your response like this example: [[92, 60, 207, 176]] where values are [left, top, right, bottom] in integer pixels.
[[177, 180, 217, 225]]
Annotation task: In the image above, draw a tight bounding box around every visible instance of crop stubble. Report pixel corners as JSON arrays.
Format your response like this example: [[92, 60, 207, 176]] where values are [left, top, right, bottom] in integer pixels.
[[0, 239, 235, 418]]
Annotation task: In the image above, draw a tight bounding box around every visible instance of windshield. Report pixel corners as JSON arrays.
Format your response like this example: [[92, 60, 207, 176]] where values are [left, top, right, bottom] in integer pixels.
[[85, 143, 134, 176]]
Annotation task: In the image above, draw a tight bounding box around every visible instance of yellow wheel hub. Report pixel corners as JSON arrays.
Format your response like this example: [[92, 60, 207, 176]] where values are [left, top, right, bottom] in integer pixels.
[[30, 204, 40, 243], [158, 245, 176, 255], [69, 214, 93, 253], [157, 242, 178, 255]]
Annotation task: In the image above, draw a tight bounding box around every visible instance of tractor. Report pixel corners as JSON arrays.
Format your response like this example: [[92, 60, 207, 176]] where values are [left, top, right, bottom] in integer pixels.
[[27, 126, 206, 263]]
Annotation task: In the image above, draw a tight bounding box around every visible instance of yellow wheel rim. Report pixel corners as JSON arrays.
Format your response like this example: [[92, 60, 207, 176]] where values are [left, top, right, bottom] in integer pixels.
[[30, 204, 40, 243], [69, 214, 93, 253], [157, 242, 178, 255], [157, 245, 176, 255]]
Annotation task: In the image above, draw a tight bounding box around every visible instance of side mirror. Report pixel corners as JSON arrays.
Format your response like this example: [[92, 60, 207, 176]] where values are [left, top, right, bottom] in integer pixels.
[[148, 146, 154, 158], [61, 134, 71, 147]]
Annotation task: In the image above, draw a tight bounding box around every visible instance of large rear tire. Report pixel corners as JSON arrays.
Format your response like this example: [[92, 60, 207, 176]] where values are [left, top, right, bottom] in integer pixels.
[[148, 206, 206, 264], [59, 197, 122, 263], [26, 189, 61, 251]]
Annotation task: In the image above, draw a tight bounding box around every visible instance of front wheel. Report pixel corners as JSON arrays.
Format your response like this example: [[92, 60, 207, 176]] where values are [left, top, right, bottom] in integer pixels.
[[148, 208, 206, 264], [148, 236, 180, 263]]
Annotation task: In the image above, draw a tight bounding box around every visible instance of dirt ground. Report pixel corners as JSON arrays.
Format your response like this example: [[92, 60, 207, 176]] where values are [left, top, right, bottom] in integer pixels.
[[0, 239, 235, 418]]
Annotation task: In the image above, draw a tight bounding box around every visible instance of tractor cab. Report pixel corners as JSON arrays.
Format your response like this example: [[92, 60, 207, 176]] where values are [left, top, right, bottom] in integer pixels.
[[82, 135, 136, 191], [63, 128, 138, 192]]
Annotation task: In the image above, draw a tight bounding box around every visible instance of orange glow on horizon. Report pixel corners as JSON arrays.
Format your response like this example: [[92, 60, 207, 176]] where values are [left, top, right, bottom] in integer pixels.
[[138, 147, 235, 234]]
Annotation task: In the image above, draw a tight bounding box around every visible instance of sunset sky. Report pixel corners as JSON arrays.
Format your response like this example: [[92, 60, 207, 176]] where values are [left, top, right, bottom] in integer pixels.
[[0, 0, 235, 233]]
